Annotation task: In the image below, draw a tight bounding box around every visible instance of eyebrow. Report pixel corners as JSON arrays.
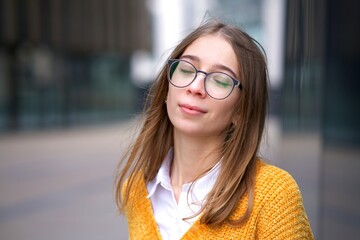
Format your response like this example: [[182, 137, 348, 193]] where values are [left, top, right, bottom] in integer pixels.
[[180, 54, 238, 79]]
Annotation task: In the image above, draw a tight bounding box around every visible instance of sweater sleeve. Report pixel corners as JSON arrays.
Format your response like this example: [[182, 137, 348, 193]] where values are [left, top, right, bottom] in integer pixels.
[[255, 166, 314, 239]]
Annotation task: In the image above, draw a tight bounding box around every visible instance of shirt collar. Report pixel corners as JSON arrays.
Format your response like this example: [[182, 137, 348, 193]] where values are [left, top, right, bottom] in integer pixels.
[[147, 148, 221, 202], [147, 148, 173, 197]]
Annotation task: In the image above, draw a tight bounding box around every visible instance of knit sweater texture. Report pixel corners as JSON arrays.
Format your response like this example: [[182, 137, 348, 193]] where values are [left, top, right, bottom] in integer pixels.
[[124, 160, 314, 239]]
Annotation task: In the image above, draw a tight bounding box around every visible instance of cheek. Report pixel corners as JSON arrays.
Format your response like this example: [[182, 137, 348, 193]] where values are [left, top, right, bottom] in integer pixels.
[[166, 85, 183, 107], [167, 85, 176, 100], [166, 87, 174, 106], [166, 87, 177, 119], [217, 100, 239, 127], [217, 107, 235, 127]]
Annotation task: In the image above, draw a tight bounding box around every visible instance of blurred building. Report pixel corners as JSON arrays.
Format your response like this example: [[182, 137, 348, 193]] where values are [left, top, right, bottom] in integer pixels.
[[282, 0, 360, 239], [0, 0, 151, 130]]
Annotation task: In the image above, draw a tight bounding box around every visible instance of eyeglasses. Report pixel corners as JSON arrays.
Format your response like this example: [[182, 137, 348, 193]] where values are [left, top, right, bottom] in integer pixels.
[[167, 59, 242, 100]]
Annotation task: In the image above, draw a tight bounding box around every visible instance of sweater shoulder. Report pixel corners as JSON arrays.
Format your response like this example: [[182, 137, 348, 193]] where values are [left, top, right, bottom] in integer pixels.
[[253, 160, 304, 209], [255, 160, 300, 192], [252, 161, 314, 239]]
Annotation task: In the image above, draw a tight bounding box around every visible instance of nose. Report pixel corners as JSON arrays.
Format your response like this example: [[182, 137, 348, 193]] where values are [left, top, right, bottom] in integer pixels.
[[186, 72, 207, 98]]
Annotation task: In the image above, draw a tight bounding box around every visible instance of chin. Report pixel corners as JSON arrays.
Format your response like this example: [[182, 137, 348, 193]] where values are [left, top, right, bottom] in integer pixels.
[[173, 124, 220, 138]]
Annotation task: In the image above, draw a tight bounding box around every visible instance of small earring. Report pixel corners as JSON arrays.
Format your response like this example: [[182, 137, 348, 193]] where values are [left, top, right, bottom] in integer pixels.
[[165, 100, 167, 104]]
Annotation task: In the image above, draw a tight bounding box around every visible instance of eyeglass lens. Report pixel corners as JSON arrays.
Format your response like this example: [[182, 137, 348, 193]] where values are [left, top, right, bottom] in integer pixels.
[[168, 60, 235, 99]]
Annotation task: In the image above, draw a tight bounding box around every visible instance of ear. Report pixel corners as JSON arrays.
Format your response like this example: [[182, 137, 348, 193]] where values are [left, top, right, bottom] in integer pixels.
[[231, 114, 240, 126]]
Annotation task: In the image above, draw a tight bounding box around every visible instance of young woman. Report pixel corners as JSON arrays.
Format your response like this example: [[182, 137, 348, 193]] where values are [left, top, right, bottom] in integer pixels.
[[115, 20, 314, 239]]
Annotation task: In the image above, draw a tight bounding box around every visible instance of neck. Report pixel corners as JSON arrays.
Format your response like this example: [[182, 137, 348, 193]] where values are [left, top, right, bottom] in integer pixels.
[[170, 129, 222, 189]]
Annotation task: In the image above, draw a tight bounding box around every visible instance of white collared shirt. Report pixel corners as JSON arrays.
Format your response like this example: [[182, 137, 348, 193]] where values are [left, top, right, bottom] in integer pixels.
[[147, 149, 221, 240]]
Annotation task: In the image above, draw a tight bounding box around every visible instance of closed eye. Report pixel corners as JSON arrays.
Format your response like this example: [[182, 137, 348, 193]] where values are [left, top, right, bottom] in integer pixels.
[[214, 79, 231, 88]]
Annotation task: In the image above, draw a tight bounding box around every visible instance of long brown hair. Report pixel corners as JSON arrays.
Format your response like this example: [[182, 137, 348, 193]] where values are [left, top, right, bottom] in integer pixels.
[[115, 20, 268, 227]]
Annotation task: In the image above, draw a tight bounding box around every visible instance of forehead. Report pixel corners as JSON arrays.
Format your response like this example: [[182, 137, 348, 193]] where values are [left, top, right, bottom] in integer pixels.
[[181, 34, 239, 75]]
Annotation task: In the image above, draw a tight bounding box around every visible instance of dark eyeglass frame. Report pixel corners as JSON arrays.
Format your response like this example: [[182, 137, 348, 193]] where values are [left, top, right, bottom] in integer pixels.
[[167, 59, 242, 100]]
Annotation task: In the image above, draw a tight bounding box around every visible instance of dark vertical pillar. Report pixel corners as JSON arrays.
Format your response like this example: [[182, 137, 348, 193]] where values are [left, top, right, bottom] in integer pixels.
[[323, 0, 360, 146], [320, 0, 360, 239], [282, 0, 326, 238], [284, 0, 360, 238], [5, 0, 19, 130]]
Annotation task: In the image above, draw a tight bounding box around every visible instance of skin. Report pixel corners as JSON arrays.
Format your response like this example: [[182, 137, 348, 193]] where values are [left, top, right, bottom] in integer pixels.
[[166, 34, 241, 202]]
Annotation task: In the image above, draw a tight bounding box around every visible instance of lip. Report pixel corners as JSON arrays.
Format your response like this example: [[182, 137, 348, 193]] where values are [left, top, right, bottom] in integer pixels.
[[179, 103, 207, 115]]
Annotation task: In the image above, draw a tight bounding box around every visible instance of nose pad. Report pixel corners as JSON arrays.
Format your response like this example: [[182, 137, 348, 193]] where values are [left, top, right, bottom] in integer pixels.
[[186, 73, 207, 97]]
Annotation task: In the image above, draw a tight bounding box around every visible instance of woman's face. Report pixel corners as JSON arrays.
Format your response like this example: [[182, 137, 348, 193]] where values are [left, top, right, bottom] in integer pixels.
[[166, 34, 240, 138]]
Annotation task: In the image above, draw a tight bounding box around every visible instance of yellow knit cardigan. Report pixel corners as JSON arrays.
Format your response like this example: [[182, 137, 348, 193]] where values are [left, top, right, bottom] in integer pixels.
[[124, 160, 314, 239]]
